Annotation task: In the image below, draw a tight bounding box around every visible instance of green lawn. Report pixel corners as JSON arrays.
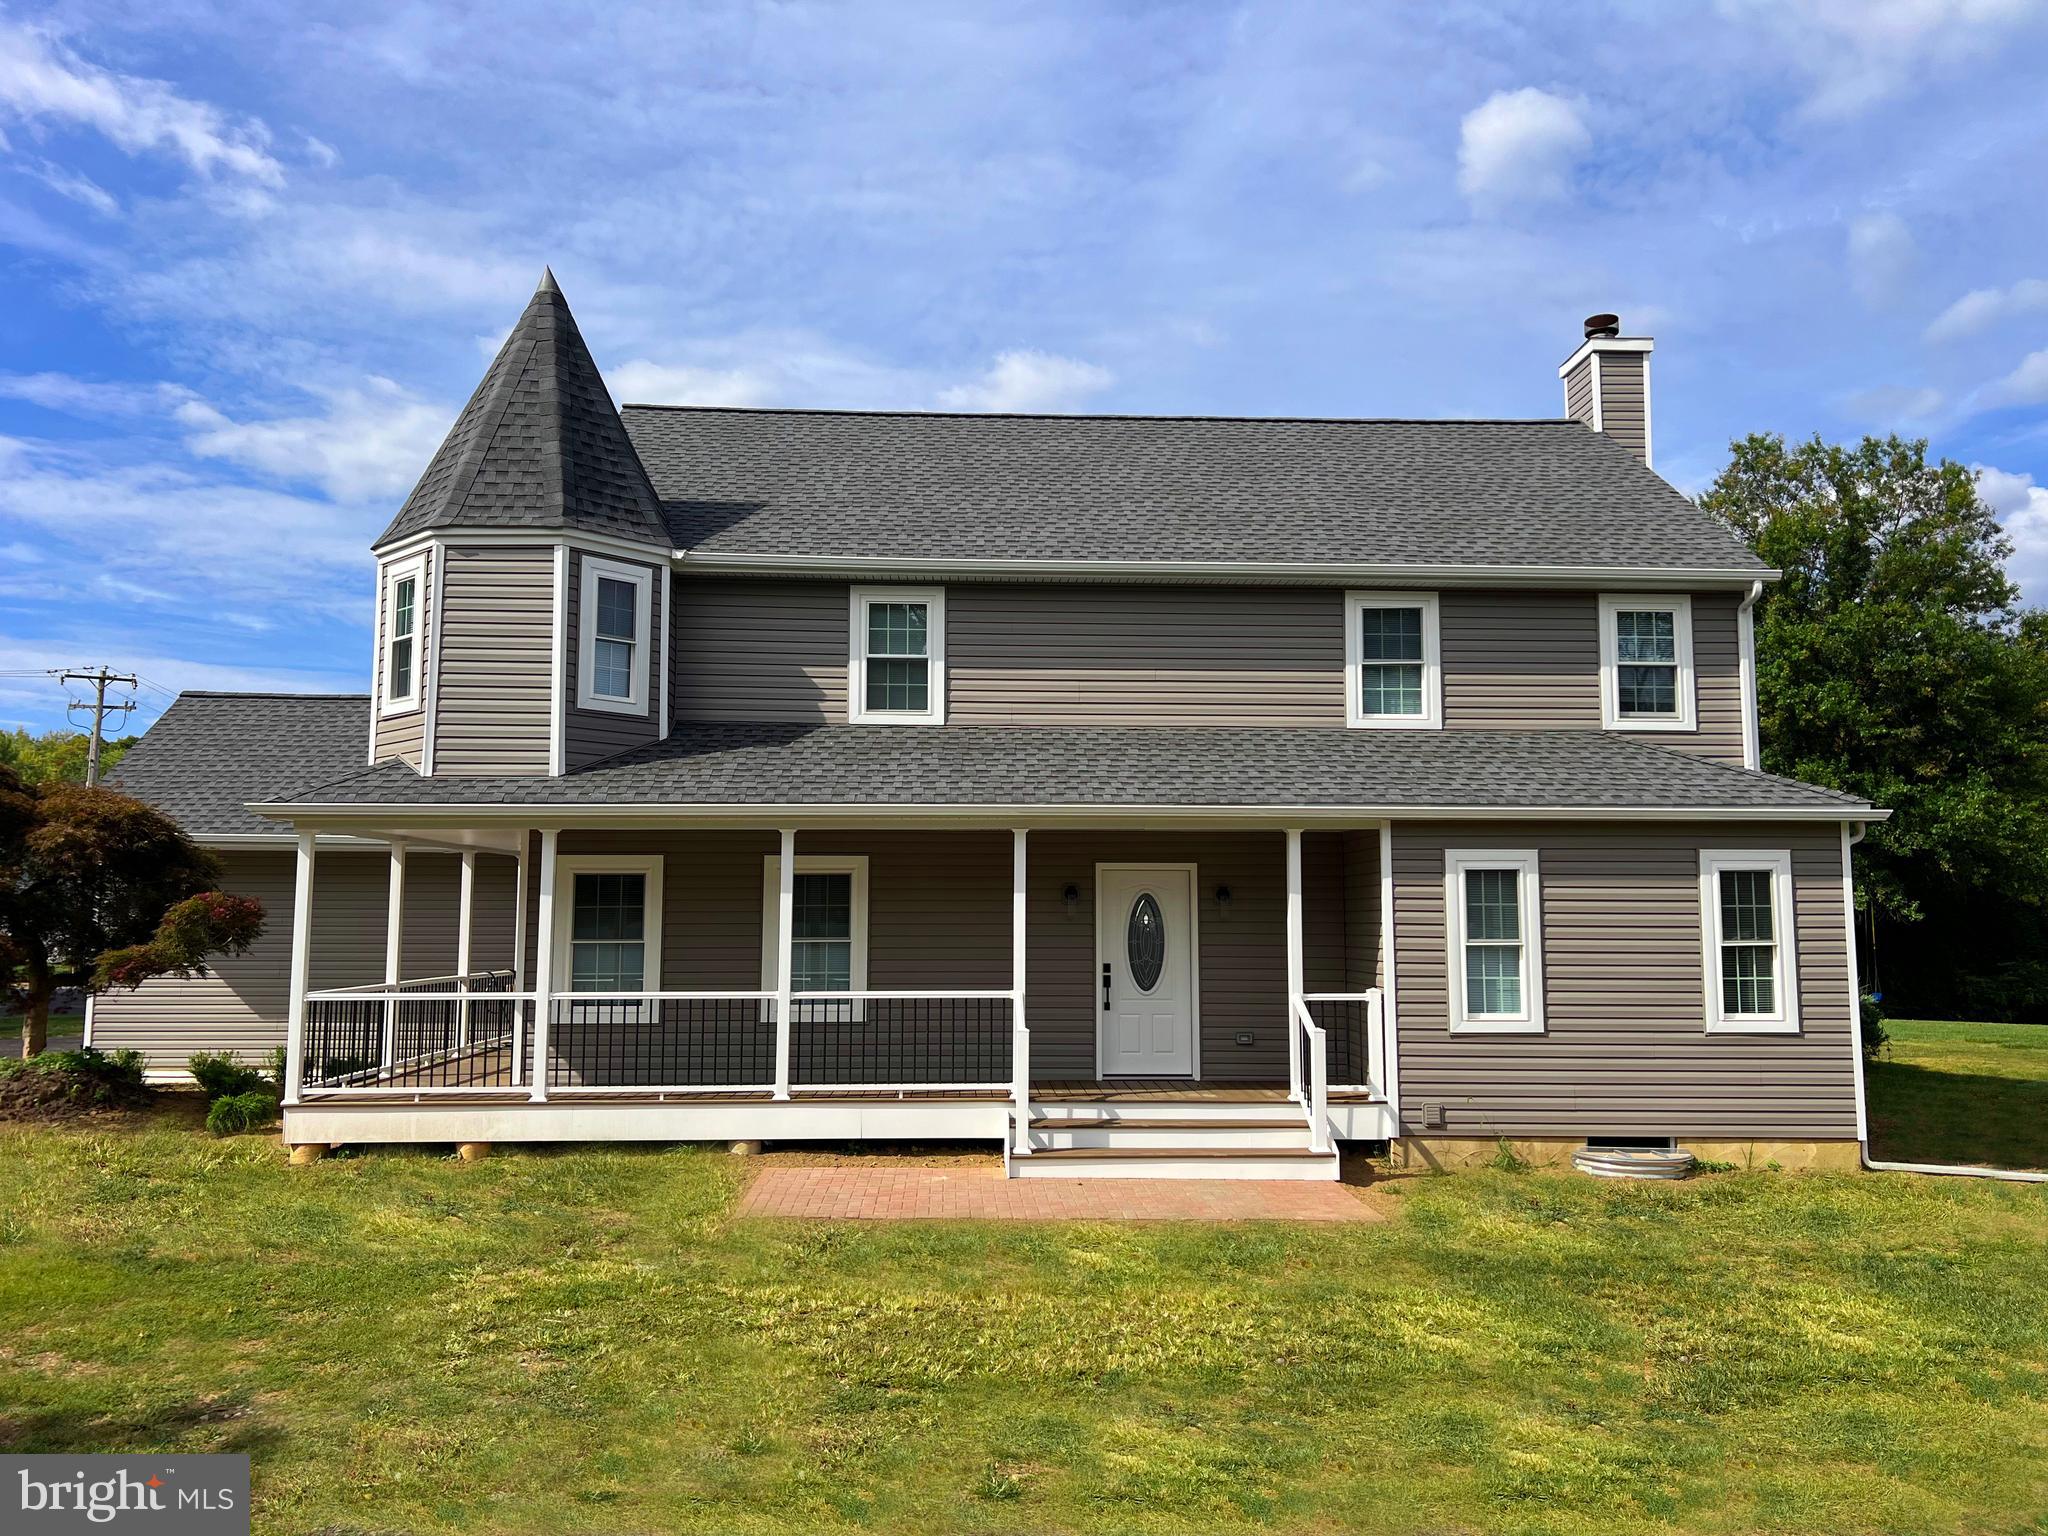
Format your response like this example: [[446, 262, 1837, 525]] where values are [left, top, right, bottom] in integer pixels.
[[1868, 1017, 2048, 1171], [3, 1100, 2047, 1535]]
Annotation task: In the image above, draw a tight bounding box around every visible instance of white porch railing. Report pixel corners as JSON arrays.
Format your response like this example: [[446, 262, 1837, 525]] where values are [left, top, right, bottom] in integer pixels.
[[1288, 988, 1388, 1154], [301, 970, 533, 1096]]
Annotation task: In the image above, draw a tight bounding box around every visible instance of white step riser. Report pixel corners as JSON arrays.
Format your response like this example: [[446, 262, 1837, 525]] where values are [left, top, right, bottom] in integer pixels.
[[1029, 1101, 1304, 1125], [1012, 1154, 1341, 1181], [1032, 1127, 1314, 1152]]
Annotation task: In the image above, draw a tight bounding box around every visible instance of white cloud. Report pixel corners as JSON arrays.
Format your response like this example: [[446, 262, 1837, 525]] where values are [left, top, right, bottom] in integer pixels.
[[1975, 464, 2048, 601], [0, 21, 283, 184], [1456, 88, 1590, 210], [1847, 211, 1916, 307], [1841, 383, 1944, 424], [612, 331, 931, 411], [0, 638, 362, 728], [1720, 0, 2041, 118], [936, 351, 1113, 413], [14, 156, 118, 214], [0, 372, 189, 416], [608, 359, 782, 409], [1985, 348, 2048, 407], [1926, 277, 2048, 342], [173, 379, 452, 502]]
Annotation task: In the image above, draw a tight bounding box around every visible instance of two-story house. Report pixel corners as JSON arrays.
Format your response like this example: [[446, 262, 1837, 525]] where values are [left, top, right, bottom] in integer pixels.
[[99, 272, 1883, 1177]]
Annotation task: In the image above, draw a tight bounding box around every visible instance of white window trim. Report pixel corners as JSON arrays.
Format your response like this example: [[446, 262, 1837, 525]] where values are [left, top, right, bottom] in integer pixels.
[[1699, 849, 1800, 1034], [1598, 592, 1695, 731], [848, 586, 946, 725], [576, 556, 654, 716], [551, 853, 665, 1017], [761, 854, 871, 1022], [1345, 590, 1442, 729], [378, 553, 427, 719], [1444, 848, 1545, 1034]]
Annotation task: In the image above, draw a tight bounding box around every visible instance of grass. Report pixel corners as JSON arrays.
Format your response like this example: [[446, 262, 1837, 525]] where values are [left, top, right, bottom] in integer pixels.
[[1867, 1017, 2048, 1171], [2, 1096, 2047, 1535]]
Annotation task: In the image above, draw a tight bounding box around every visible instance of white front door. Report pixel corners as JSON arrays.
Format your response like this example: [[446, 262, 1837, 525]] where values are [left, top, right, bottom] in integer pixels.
[[1096, 865, 1197, 1077]]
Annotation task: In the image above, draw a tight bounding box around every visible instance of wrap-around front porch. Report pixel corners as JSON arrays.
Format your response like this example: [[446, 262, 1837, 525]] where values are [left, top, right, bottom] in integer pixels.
[[280, 825, 1395, 1174]]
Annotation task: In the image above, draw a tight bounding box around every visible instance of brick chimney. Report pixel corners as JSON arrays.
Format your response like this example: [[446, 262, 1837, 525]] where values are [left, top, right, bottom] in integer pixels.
[[1559, 313, 1653, 466]]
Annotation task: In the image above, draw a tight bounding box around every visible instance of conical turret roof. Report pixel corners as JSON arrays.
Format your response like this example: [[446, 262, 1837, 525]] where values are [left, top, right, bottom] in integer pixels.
[[374, 269, 669, 548]]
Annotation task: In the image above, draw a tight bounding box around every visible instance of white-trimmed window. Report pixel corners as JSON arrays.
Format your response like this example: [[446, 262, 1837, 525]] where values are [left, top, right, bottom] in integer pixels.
[[1699, 850, 1799, 1033], [1345, 591, 1441, 729], [849, 587, 945, 724], [378, 555, 426, 716], [552, 854, 665, 1011], [577, 556, 653, 715], [1444, 849, 1544, 1033], [761, 855, 871, 1021], [1599, 593, 1694, 730]]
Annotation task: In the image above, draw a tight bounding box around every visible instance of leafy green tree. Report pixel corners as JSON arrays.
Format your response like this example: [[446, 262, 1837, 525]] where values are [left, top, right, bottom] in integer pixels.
[[1700, 433, 2048, 1018], [0, 728, 139, 786], [0, 763, 264, 1056]]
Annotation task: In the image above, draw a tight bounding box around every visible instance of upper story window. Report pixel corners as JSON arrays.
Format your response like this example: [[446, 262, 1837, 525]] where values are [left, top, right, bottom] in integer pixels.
[[1598, 593, 1694, 731], [1699, 850, 1800, 1033], [1444, 849, 1545, 1033], [849, 586, 946, 724], [577, 557, 653, 715], [1345, 591, 1441, 729], [378, 554, 425, 717]]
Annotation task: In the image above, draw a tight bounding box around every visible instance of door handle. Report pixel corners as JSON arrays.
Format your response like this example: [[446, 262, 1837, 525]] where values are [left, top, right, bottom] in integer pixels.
[[1102, 962, 1112, 1011]]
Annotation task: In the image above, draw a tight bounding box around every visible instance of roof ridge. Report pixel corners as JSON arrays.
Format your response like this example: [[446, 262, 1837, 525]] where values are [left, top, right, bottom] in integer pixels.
[[180, 690, 372, 700], [620, 403, 1584, 428]]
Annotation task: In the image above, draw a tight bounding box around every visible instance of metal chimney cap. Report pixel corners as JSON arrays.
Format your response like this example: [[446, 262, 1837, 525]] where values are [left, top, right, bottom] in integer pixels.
[[1584, 313, 1621, 339]]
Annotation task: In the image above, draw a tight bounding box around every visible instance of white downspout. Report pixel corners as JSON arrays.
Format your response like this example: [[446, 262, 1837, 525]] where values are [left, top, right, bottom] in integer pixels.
[[1842, 818, 2047, 1184], [1737, 579, 1763, 771]]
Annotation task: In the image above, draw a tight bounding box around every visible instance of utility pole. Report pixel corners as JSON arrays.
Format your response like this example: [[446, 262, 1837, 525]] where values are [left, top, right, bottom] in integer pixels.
[[58, 668, 138, 786]]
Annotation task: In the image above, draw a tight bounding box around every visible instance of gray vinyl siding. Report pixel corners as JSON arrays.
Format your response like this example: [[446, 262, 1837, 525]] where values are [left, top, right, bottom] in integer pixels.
[[541, 828, 1364, 1083], [665, 578, 1745, 757], [432, 545, 553, 776], [673, 578, 847, 723], [1595, 351, 1649, 462], [371, 548, 432, 768], [1564, 357, 1595, 426], [90, 849, 522, 1072], [1341, 829, 1383, 993], [948, 585, 1345, 726], [1389, 820, 1856, 1140], [563, 549, 664, 770]]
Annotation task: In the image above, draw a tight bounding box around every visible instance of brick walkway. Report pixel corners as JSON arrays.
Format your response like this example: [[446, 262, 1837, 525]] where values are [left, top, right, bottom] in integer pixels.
[[736, 1165, 1381, 1221]]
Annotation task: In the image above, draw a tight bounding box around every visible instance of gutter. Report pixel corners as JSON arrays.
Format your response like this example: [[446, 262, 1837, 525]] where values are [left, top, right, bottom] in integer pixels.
[[1737, 579, 1764, 771]]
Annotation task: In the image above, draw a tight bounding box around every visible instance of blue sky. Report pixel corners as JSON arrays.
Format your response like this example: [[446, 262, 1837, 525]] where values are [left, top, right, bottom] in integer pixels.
[[3, 0, 2046, 734]]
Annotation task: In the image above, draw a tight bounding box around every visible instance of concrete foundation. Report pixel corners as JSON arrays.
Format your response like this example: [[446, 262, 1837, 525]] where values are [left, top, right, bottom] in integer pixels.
[[1391, 1135, 1860, 1174]]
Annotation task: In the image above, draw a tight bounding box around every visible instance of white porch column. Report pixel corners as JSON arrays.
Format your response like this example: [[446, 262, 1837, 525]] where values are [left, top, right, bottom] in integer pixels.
[[456, 850, 476, 1046], [382, 840, 408, 1072], [1284, 827, 1304, 1102], [528, 829, 559, 1102], [1011, 828, 1031, 1156], [773, 828, 796, 1100], [511, 834, 530, 992], [283, 830, 317, 1107]]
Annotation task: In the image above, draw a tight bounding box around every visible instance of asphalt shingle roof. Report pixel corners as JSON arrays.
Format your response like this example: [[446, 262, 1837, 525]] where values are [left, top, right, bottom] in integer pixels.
[[110, 692, 370, 840], [263, 721, 1868, 816], [374, 270, 668, 548], [622, 407, 1770, 572]]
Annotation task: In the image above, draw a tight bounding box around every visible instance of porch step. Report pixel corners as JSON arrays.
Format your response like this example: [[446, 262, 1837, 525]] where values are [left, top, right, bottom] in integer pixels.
[[1011, 1145, 1341, 1181], [1028, 1098, 1305, 1125], [1030, 1118, 1314, 1151]]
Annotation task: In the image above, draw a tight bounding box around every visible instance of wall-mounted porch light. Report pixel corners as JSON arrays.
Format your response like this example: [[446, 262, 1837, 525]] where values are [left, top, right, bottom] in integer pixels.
[[1061, 882, 1081, 914], [1214, 884, 1233, 914]]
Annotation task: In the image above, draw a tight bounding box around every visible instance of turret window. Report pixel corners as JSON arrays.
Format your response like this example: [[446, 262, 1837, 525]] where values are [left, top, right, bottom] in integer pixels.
[[378, 554, 425, 717], [577, 556, 653, 715]]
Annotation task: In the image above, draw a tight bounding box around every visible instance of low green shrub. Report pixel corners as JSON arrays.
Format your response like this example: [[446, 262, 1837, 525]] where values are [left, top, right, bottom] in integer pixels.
[[1860, 994, 1890, 1060], [205, 1090, 280, 1136], [188, 1051, 272, 1102]]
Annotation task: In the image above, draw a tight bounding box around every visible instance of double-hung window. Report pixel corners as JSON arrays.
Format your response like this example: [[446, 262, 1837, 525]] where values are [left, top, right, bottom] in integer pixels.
[[577, 557, 653, 714], [1599, 593, 1694, 730], [849, 587, 945, 724], [1444, 850, 1544, 1033], [1345, 591, 1441, 728], [552, 855, 665, 1018], [379, 555, 425, 716], [762, 856, 870, 1021], [1699, 850, 1799, 1033]]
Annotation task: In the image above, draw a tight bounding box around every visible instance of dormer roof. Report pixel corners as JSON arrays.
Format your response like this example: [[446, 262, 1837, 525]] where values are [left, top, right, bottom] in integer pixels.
[[374, 270, 667, 550]]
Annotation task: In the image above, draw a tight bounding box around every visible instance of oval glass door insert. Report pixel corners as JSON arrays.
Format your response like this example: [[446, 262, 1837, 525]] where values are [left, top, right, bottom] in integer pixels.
[[1126, 892, 1166, 992]]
